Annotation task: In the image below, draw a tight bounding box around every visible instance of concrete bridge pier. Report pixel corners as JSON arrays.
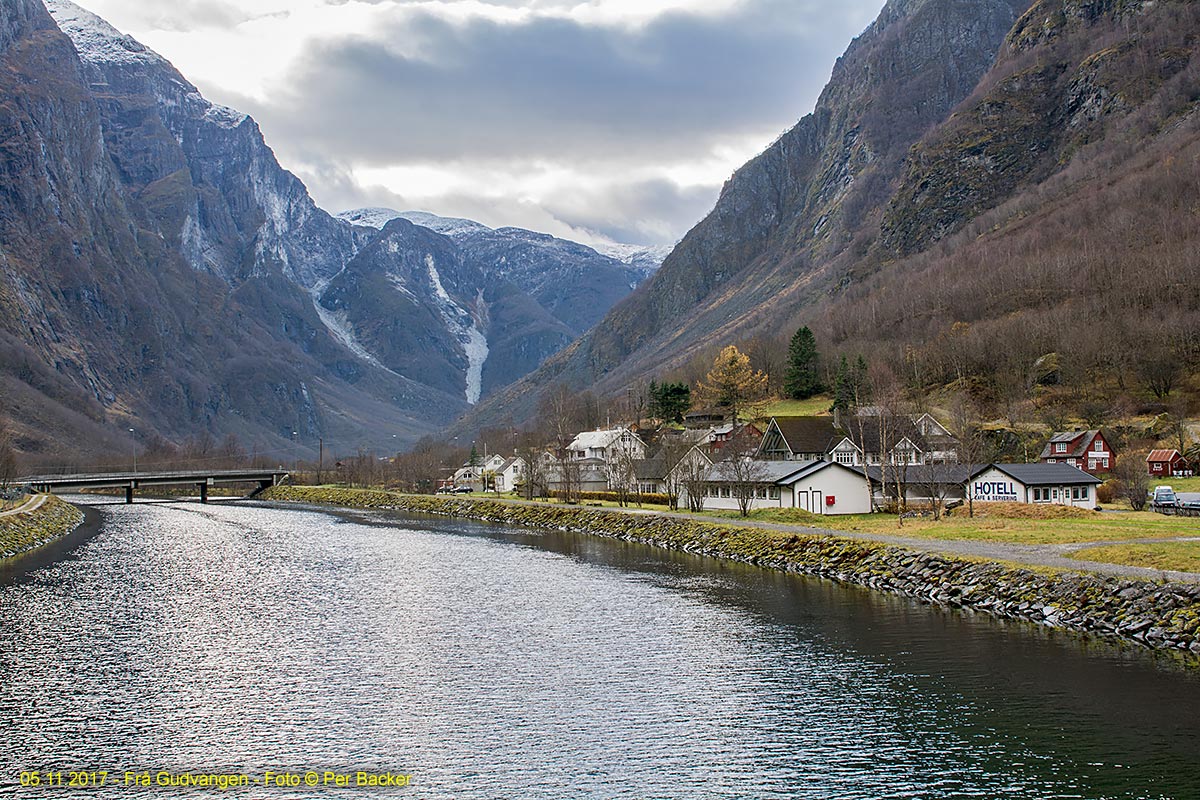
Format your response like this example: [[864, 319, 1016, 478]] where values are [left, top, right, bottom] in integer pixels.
[[125, 486, 134, 504], [200, 483, 209, 504]]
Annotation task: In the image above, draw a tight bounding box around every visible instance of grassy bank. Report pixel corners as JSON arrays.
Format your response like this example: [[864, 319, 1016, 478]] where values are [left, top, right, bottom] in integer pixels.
[[708, 505, 1199, 546], [0, 495, 85, 561], [261, 485, 1200, 658], [1075, 543, 1200, 574]]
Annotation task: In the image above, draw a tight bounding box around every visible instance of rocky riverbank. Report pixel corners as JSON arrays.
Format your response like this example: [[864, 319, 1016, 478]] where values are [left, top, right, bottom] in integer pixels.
[[0, 495, 85, 561], [263, 487, 1200, 658]]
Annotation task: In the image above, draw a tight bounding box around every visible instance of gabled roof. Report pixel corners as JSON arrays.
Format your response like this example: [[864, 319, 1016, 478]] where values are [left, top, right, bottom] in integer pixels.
[[498, 456, 523, 473], [970, 462, 1102, 485], [569, 428, 641, 451], [1147, 449, 1184, 463], [634, 457, 667, 481], [1039, 430, 1103, 459], [764, 416, 842, 455], [842, 416, 929, 453]]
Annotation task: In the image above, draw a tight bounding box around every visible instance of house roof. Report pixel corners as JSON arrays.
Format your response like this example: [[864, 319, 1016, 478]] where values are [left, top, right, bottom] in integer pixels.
[[971, 462, 1102, 486], [842, 416, 929, 453], [498, 457, 522, 473], [703, 458, 862, 485], [569, 428, 640, 451], [1147, 449, 1184, 463], [634, 457, 667, 481], [766, 416, 842, 455], [862, 463, 985, 486], [1039, 430, 1102, 459]]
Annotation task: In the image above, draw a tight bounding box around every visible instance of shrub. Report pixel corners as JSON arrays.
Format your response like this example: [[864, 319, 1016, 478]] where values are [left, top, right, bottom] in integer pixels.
[[1096, 479, 1119, 504]]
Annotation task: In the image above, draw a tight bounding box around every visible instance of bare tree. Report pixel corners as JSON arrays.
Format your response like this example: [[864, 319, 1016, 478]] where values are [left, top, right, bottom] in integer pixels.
[[657, 435, 692, 511], [1115, 453, 1150, 511], [717, 439, 770, 517], [0, 415, 18, 493], [607, 445, 638, 507], [679, 450, 711, 512], [949, 393, 988, 518]]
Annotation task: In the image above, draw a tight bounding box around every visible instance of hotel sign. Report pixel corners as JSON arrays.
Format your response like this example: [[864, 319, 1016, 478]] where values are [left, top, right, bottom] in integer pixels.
[[972, 479, 1019, 502]]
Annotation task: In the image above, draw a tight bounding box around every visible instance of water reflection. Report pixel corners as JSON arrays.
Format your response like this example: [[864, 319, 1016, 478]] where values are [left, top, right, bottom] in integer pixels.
[[0, 498, 1197, 799]]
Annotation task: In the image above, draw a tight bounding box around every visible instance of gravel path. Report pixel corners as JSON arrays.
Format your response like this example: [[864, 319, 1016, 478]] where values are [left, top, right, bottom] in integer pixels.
[[0, 494, 44, 519], [472, 496, 1200, 583]]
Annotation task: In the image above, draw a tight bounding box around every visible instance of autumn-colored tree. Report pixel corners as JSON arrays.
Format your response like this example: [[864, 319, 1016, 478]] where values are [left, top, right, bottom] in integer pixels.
[[697, 345, 767, 421]]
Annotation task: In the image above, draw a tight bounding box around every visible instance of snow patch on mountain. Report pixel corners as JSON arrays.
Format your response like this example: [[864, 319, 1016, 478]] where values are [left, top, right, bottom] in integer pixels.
[[592, 242, 673, 271], [337, 208, 491, 238], [425, 254, 489, 405], [44, 0, 161, 67]]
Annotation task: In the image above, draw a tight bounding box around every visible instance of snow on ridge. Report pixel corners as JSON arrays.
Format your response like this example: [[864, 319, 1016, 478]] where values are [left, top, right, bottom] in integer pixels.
[[44, 0, 163, 67], [591, 241, 674, 268], [425, 254, 488, 405], [336, 208, 406, 230]]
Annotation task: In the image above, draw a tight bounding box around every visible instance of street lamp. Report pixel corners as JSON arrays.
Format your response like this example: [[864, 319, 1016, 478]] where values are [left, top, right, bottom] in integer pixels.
[[291, 431, 299, 477], [129, 427, 136, 474]]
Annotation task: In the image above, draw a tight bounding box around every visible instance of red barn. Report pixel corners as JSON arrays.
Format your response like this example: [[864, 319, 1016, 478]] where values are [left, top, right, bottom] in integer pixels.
[[1147, 449, 1189, 478], [1039, 430, 1114, 475]]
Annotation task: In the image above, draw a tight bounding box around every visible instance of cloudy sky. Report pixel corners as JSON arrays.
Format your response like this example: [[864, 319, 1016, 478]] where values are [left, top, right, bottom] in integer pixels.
[[74, 0, 884, 246]]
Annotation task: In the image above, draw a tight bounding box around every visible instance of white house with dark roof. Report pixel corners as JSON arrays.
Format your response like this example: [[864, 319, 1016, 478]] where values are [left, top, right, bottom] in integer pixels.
[[702, 459, 872, 515], [967, 463, 1101, 508]]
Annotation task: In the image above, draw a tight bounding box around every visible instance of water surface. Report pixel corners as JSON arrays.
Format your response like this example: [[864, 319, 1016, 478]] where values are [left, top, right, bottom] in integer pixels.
[[0, 498, 1198, 799]]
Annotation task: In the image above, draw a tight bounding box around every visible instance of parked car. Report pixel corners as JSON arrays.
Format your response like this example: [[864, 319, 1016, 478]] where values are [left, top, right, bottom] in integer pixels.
[[452, 486, 474, 494], [1151, 486, 1178, 509]]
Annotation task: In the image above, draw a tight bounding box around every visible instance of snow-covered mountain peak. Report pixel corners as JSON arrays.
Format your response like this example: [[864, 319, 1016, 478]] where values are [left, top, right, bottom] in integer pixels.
[[591, 241, 674, 271], [44, 0, 162, 68], [337, 208, 491, 238]]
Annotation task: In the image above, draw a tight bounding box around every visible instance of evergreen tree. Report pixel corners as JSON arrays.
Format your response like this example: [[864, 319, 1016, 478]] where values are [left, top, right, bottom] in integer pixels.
[[783, 326, 821, 400], [468, 444, 481, 466], [832, 355, 869, 413], [648, 380, 691, 423]]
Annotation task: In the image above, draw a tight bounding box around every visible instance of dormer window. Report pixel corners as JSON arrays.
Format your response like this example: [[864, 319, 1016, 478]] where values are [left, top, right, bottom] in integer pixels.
[[1056, 443, 1067, 453]]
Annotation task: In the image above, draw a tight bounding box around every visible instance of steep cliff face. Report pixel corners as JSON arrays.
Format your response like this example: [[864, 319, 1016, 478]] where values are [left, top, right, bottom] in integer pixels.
[[459, 0, 1034, 432], [460, 0, 1200, 438], [881, 0, 1197, 254], [0, 0, 464, 457]]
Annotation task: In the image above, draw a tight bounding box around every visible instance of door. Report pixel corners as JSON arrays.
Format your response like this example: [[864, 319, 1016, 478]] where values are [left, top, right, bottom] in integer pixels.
[[797, 490, 809, 512], [812, 491, 823, 514]]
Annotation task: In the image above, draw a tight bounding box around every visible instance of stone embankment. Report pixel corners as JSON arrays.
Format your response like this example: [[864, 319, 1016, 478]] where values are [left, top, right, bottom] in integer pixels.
[[264, 487, 1200, 657], [0, 494, 85, 561]]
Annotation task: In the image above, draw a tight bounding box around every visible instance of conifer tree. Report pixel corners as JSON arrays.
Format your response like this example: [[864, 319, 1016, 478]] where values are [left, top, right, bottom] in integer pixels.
[[783, 326, 821, 400]]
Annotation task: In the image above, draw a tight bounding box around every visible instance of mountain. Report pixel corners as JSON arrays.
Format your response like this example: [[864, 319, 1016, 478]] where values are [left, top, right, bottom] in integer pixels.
[[459, 0, 1200, 434], [337, 208, 664, 334], [0, 0, 660, 460]]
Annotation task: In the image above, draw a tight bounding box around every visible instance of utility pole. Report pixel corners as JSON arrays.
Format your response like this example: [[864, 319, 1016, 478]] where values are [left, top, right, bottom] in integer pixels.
[[318, 437, 324, 485], [129, 427, 136, 474]]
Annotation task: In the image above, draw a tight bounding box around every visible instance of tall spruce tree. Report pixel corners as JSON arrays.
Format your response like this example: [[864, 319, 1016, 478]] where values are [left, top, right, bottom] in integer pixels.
[[783, 326, 821, 400]]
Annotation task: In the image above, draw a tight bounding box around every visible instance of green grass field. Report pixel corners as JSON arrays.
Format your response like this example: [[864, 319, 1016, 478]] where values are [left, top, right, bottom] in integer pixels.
[[756, 396, 833, 419], [1071, 542, 1200, 574], [704, 506, 1200, 545]]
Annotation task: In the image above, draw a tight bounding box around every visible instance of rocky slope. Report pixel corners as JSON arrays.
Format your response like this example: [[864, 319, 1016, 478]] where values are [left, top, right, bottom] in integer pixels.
[[338, 208, 663, 335], [461, 0, 1200, 435], [0, 0, 662, 459]]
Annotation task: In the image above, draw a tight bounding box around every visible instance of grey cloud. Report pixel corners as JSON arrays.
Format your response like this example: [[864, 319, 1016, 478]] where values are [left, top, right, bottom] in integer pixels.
[[242, 0, 883, 164]]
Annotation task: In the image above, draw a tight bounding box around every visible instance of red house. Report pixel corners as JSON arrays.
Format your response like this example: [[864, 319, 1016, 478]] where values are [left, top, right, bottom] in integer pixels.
[[1147, 449, 1189, 478], [1039, 430, 1114, 475]]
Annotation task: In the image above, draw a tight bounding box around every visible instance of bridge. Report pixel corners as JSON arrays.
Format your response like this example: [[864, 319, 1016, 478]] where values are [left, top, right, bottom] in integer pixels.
[[22, 469, 290, 504]]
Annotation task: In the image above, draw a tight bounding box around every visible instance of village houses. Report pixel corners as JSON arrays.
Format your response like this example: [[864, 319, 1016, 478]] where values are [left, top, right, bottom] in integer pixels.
[[1038, 430, 1114, 474]]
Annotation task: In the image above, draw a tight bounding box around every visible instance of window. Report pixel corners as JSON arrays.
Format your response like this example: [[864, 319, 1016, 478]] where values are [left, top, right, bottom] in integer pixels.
[[1079, 487, 1089, 500], [721, 487, 731, 498], [1056, 443, 1068, 453], [836, 451, 855, 465], [1088, 459, 1096, 471], [769, 487, 781, 500], [1094, 440, 1104, 452], [1071, 487, 1080, 500], [1048, 459, 1056, 464]]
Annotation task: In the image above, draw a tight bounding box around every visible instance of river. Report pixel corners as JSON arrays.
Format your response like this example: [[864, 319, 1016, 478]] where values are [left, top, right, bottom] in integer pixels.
[[1, 498, 1198, 799]]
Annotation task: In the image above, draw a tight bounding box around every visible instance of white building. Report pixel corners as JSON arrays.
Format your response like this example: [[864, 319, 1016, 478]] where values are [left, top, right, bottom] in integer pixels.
[[494, 457, 527, 493], [567, 428, 647, 463], [702, 460, 873, 515], [967, 463, 1101, 508]]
